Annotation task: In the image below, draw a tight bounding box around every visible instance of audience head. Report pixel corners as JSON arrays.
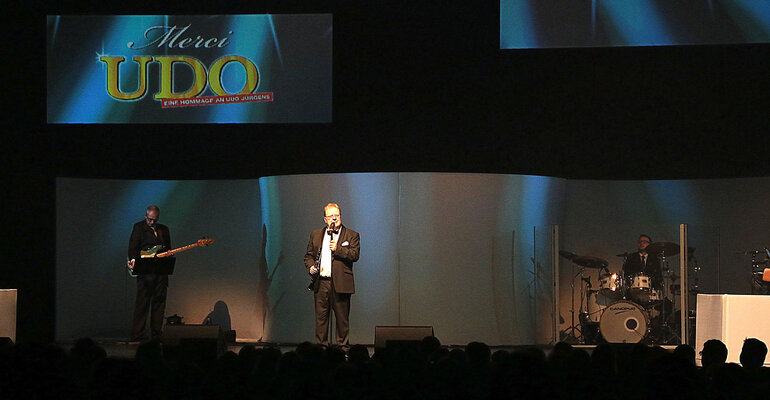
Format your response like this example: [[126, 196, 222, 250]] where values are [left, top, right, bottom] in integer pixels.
[[739, 338, 767, 370], [348, 344, 370, 365], [420, 335, 441, 357], [701, 339, 728, 369], [465, 341, 491, 367], [547, 341, 573, 367], [69, 337, 107, 365], [673, 344, 696, 366]]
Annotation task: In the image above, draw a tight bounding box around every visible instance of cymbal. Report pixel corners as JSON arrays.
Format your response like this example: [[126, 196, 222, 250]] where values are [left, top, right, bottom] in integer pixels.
[[559, 250, 577, 260], [571, 255, 608, 269], [646, 242, 679, 256]]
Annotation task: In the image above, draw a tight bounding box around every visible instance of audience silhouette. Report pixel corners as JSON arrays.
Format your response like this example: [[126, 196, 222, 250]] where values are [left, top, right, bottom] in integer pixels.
[[0, 336, 767, 399]]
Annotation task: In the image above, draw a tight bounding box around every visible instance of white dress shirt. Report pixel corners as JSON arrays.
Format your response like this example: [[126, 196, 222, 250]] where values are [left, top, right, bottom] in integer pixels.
[[320, 227, 340, 278]]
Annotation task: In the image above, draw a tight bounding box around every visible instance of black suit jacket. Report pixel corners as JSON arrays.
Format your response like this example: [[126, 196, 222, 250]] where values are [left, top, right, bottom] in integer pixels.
[[304, 224, 360, 294], [128, 220, 171, 261], [623, 252, 662, 288]]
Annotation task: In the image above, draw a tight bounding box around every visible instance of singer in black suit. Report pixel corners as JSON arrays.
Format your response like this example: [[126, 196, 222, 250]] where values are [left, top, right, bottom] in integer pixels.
[[127, 205, 171, 341], [304, 203, 360, 348], [623, 234, 663, 288]]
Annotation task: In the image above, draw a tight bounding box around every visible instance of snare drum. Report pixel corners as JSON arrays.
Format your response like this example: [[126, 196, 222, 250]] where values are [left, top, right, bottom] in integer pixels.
[[599, 272, 624, 299], [599, 300, 649, 343]]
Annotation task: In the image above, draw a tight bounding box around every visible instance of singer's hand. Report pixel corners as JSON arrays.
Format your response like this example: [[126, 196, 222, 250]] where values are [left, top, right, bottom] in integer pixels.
[[128, 259, 135, 270], [329, 240, 337, 252], [310, 266, 319, 275]]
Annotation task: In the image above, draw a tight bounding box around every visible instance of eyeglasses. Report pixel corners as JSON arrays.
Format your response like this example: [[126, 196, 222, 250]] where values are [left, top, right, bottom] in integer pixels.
[[324, 214, 340, 219]]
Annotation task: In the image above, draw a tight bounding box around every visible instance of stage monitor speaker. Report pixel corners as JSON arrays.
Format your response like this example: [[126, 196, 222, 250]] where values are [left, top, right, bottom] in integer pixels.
[[164, 324, 225, 363], [375, 325, 434, 349], [222, 329, 236, 344]]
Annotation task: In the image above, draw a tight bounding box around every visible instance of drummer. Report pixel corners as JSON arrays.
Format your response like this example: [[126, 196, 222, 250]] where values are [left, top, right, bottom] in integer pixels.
[[623, 234, 663, 289]]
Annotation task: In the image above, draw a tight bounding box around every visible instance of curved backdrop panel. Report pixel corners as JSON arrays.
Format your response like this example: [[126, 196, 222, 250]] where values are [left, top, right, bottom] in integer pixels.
[[259, 173, 566, 345]]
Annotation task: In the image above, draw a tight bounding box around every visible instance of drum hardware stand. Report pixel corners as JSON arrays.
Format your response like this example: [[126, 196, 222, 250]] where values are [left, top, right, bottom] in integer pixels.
[[578, 274, 593, 326], [685, 255, 700, 345], [560, 263, 587, 344], [748, 248, 770, 294], [690, 253, 700, 292], [617, 252, 628, 301], [655, 253, 681, 344]]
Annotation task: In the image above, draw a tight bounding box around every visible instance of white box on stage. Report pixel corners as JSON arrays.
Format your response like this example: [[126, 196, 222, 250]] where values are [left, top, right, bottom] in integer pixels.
[[0, 289, 17, 343], [695, 294, 770, 366]]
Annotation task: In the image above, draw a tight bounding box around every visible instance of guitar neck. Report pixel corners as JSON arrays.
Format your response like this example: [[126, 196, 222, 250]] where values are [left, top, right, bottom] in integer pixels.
[[157, 243, 199, 257]]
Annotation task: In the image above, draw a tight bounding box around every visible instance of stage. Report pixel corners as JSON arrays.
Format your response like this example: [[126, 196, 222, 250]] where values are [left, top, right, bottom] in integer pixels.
[[57, 340, 679, 361]]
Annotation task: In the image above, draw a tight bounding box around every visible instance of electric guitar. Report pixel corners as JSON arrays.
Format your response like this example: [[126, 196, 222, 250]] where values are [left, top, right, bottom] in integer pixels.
[[126, 238, 215, 276], [307, 247, 323, 291]]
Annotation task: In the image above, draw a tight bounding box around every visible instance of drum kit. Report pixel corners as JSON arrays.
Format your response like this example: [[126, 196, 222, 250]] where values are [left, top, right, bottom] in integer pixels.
[[747, 248, 770, 274], [560, 243, 688, 345], [746, 248, 770, 293]]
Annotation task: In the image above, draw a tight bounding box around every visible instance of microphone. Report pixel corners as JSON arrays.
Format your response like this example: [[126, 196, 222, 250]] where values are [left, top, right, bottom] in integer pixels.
[[327, 221, 335, 256]]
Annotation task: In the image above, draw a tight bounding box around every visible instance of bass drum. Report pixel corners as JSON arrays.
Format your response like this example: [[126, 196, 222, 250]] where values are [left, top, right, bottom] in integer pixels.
[[599, 300, 649, 343], [586, 290, 614, 323]]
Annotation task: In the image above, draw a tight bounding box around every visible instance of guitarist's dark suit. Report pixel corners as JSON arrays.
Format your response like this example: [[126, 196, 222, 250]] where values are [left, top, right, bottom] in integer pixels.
[[304, 224, 360, 347], [128, 219, 171, 341]]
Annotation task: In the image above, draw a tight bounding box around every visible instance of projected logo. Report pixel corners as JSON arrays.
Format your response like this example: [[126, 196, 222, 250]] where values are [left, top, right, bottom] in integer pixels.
[[47, 15, 332, 123], [99, 24, 273, 108]]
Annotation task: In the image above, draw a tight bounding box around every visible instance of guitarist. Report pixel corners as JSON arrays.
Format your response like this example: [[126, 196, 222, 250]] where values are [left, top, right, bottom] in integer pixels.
[[127, 205, 171, 341], [304, 203, 360, 350]]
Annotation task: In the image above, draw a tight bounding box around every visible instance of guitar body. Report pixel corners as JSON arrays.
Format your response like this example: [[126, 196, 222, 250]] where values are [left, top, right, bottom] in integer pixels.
[[125, 245, 167, 276], [308, 266, 320, 291], [140, 245, 166, 258], [307, 232, 328, 291], [126, 239, 214, 277]]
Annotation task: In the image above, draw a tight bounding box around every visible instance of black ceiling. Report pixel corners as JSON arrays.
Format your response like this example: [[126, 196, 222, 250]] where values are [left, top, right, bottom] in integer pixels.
[[11, 1, 770, 181]]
